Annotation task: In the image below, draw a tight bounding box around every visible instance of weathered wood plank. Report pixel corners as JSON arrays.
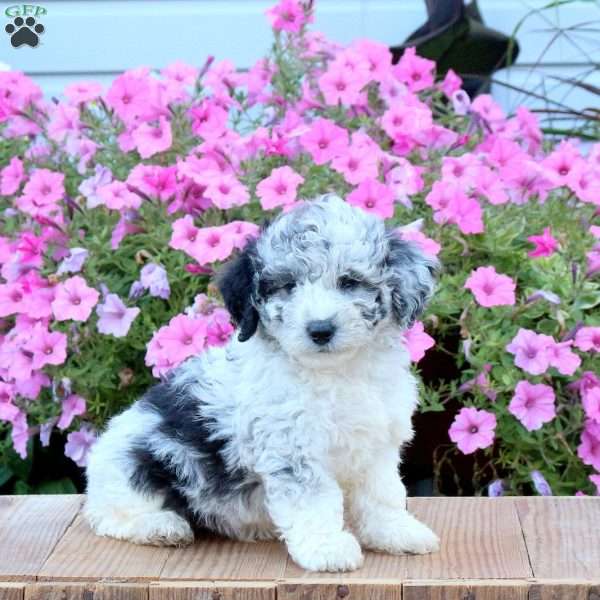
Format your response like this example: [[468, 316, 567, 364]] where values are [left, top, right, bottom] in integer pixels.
[[403, 498, 533, 580], [527, 583, 600, 600], [149, 581, 276, 600], [278, 581, 401, 600], [24, 583, 148, 600], [516, 497, 600, 580], [0, 583, 25, 600], [284, 498, 531, 580], [159, 538, 288, 581], [38, 516, 172, 581], [0, 495, 82, 581], [403, 580, 530, 600]]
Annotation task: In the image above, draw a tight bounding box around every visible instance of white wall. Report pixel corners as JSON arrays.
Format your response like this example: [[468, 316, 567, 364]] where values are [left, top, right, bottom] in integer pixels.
[[2, 0, 599, 115]]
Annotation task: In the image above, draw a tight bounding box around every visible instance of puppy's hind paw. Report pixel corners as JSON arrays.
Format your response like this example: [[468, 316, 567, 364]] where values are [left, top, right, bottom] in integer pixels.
[[289, 531, 364, 572]]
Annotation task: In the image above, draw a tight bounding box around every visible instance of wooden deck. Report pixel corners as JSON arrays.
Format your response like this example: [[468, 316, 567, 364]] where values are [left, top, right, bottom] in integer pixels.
[[1, 496, 599, 599]]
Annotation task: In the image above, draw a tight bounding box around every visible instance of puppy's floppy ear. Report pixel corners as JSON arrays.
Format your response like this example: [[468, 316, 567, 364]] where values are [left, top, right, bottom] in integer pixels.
[[384, 232, 440, 329], [216, 243, 260, 342]]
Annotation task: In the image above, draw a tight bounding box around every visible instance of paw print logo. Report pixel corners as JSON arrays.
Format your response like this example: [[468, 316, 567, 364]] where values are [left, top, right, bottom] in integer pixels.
[[5, 16, 45, 48]]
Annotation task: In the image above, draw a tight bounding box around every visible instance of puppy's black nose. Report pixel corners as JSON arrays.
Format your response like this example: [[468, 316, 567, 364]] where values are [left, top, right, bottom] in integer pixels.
[[307, 319, 336, 346]]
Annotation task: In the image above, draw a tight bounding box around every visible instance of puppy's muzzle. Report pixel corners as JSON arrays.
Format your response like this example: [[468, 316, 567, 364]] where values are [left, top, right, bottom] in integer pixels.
[[306, 319, 337, 346]]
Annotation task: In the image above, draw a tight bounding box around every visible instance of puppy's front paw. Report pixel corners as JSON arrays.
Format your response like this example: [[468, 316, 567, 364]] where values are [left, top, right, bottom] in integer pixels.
[[357, 511, 439, 555], [289, 531, 364, 572], [394, 516, 440, 555]]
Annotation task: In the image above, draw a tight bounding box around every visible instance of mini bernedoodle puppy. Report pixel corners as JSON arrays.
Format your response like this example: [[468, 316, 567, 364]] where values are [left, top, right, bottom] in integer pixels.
[[84, 194, 440, 572]]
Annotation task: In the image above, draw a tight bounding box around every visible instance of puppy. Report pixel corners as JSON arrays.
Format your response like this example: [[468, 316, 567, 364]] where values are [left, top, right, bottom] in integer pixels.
[[84, 194, 440, 572]]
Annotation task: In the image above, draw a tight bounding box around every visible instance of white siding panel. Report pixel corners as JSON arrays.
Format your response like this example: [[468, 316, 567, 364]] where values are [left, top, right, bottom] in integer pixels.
[[1, 0, 597, 112]]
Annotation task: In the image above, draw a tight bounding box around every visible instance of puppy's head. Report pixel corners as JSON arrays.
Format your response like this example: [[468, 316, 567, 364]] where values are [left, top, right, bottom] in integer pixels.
[[217, 194, 438, 367]]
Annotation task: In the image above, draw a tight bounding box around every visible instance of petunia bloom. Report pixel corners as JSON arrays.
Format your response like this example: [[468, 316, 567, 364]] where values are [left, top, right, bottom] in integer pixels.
[[403, 320, 435, 362], [140, 263, 170, 300], [508, 381, 556, 431], [96, 293, 140, 337], [347, 179, 394, 219], [574, 326, 600, 352], [57, 394, 86, 430], [52, 276, 100, 322], [506, 328, 552, 375], [64, 427, 96, 467], [449, 407, 497, 454], [256, 166, 304, 210], [527, 227, 558, 258], [464, 266, 516, 307]]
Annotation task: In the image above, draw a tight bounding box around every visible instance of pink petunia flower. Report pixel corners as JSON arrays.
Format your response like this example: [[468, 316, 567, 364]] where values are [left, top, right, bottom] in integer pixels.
[[224, 221, 260, 250], [583, 385, 600, 424], [0, 382, 19, 423], [578, 420, 600, 471], [131, 117, 173, 159], [527, 227, 558, 258], [347, 179, 394, 219], [465, 266, 516, 307], [204, 175, 250, 209], [64, 81, 103, 104], [508, 381, 556, 431], [97, 181, 142, 211], [546, 340, 581, 376], [392, 47, 435, 92], [590, 474, 600, 495], [140, 263, 170, 299], [96, 293, 140, 337], [319, 63, 365, 106], [398, 229, 441, 257], [57, 248, 89, 276], [191, 226, 236, 265], [0, 156, 24, 195], [506, 328, 552, 375], [170, 215, 200, 257], [127, 164, 177, 202], [256, 166, 304, 210], [403, 320, 435, 362], [11, 412, 29, 459], [52, 276, 100, 322], [206, 309, 235, 347], [331, 143, 379, 186], [574, 327, 600, 352], [449, 407, 497, 454], [105, 71, 152, 123], [151, 313, 208, 365], [266, 0, 312, 33], [300, 118, 349, 165], [64, 426, 96, 467], [57, 394, 86, 430], [26, 326, 68, 370], [19, 169, 64, 216]]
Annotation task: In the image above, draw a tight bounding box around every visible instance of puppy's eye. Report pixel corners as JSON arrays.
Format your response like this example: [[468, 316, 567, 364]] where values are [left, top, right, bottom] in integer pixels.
[[338, 275, 362, 291], [281, 282, 296, 293]]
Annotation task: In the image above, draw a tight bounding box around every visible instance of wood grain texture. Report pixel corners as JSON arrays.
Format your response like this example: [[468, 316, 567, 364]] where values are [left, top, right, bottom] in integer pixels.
[[516, 497, 600, 579], [0, 495, 82, 581], [285, 497, 531, 580], [159, 538, 288, 581], [278, 582, 401, 600], [25, 583, 148, 600], [149, 581, 276, 600], [38, 516, 172, 581], [0, 583, 24, 600], [403, 497, 532, 580], [527, 583, 600, 600], [403, 581, 530, 600]]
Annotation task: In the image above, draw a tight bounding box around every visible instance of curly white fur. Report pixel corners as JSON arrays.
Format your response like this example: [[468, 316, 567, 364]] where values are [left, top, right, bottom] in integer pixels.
[[84, 194, 440, 571]]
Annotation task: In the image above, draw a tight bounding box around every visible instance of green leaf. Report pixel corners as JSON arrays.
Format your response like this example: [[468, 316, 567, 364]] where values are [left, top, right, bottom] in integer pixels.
[[0, 465, 13, 488], [574, 291, 600, 310], [35, 478, 78, 495]]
